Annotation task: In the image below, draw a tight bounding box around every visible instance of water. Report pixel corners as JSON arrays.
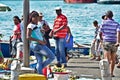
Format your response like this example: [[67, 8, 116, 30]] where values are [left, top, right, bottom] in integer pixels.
[[0, 0, 120, 44]]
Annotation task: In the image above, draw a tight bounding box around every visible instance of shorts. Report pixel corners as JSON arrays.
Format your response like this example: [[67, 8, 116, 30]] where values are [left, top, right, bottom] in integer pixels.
[[103, 42, 117, 53]]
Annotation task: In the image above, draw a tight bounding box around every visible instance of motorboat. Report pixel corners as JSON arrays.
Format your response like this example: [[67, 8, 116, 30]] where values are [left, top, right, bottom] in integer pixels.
[[0, 3, 11, 11]]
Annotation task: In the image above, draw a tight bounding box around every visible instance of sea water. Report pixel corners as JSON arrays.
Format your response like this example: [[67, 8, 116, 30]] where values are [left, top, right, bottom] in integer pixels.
[[0, 0, 120, 44]]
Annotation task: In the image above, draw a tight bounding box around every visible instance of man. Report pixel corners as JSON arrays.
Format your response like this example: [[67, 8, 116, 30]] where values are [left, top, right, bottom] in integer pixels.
[[99, 10, 120, 77], [38, 12, 52, 49], [49, 7, 68, 66], [90, 20, 101, 61], [38, 12, 48, 27]]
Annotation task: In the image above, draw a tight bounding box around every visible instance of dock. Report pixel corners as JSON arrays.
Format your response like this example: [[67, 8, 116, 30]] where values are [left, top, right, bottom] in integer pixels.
[[0, 55, 120, 80], [66, 55, 120, 80]]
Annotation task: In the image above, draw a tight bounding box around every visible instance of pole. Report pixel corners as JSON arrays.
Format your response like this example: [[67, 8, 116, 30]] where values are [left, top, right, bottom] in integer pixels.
[[23, 0, 29, 67]]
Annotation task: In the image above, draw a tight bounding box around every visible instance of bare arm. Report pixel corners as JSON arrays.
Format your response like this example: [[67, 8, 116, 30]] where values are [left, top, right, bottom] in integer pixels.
[[66, 27, 72, 43]]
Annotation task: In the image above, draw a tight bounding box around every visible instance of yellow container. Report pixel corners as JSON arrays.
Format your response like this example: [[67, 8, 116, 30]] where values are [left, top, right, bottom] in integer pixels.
[[19, 73, 47, 80]]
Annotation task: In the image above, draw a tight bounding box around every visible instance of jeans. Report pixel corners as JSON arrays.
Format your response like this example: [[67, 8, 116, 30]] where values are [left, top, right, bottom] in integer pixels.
[[54, 38, 67, 64], [30, 43, 55, 74]]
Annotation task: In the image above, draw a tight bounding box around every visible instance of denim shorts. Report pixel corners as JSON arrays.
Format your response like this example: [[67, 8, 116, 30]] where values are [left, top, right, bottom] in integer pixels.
[[103, 42, 117, 53]]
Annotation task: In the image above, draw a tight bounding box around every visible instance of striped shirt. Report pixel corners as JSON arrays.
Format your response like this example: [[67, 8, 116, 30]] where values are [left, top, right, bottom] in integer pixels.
[[100, 19, 120, 42], [53, 14, 68, 38]]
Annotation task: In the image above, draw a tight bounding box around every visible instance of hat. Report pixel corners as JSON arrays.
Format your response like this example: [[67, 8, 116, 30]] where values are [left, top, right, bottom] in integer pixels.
[[105, 10, 113, 18], [55, 7, 61, 10], [39, 12, 43, 16]]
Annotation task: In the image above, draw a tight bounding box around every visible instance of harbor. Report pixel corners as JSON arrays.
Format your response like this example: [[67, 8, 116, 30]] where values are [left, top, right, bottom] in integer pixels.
[[0, 0, 120, 80]]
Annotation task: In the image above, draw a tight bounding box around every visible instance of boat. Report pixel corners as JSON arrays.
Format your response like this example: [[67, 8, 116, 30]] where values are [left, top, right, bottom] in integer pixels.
[[0, 41, 90, 58], [0, 3, 11, 11], [97, 0, 120, 4], [64, 0, 95, 3]]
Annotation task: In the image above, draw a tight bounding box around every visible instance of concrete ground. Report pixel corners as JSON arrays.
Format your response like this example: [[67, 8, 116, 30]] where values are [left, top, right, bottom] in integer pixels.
[[66, 55, 120, 80]]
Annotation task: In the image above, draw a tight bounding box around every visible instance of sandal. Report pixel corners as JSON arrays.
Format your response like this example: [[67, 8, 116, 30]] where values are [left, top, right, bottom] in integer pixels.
[[90, 57, 96, 60], [117, 63, 120, 68], [111, 75, 115, 77]]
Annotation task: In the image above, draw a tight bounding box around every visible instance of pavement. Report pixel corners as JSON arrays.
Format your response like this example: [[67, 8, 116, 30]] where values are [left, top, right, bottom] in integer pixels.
[[66, 55, 120, 80]]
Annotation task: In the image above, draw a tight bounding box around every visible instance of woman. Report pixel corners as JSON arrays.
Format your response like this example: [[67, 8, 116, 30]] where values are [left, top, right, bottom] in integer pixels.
[[10, 16, 21, 58], [42, 23, 52, 49], [65, 26, 73, 61], [27, 11, 55, 74]]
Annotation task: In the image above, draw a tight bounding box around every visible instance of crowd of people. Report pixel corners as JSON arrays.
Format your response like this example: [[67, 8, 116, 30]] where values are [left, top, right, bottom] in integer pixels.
[[0, 6, 119, 77], [9, 7, 73, 75]]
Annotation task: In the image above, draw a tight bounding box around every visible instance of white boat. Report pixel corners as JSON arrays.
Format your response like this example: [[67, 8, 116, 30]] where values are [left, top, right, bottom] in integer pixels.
[[0, 3, 11, 11], [97, 0, 120, 4]]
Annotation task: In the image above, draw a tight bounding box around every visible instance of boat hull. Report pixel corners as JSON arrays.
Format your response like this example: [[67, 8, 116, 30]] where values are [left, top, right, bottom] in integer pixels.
[[97, 0, 120, 4], [64, 0, 95, 3], [0, 42, 90, 58]]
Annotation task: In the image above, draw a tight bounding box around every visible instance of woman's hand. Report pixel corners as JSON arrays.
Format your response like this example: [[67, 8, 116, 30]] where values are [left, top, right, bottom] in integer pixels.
[[38, 40, 46, 45]]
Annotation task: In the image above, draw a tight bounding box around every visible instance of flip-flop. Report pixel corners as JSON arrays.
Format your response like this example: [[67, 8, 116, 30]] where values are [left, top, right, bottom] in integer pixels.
[[111, 75, 115, 77]]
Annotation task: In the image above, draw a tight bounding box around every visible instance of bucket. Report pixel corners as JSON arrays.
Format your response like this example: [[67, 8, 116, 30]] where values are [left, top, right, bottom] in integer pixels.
[[54, 72, 69, 80]]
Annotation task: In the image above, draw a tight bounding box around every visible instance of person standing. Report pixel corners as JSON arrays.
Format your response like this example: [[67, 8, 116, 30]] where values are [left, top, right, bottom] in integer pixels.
[[65, 26, 73, 61], [27, 11, 55, 74], [90, 20, 101, 61], [10, 16, 22, 58], [99, 10, 120, 77], [38, 12, 48, 28], [42, 23, 52, 49], [49, 7, 68, 66], [38, 13, 52, 49]]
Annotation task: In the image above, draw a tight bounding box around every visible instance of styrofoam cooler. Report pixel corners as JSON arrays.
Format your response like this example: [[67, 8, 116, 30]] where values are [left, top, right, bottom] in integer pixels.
[[54, 73, 69, 80]]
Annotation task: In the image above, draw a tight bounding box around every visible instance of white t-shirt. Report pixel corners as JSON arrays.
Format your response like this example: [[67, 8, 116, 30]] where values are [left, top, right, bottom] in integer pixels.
[[27, 23, 43, 43]]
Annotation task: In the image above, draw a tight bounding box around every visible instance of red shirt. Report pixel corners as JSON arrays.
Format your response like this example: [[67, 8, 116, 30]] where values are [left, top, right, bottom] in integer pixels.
[[12, 23, 21, 40], [53, 14, 68, 38]]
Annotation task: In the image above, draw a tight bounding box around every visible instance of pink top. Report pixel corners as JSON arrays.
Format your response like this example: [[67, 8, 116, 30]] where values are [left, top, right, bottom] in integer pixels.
[[11, 23, 21, 40]]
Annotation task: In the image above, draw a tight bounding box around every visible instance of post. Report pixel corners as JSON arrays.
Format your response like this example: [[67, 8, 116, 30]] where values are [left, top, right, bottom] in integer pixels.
[[23, 0, 29, 67], [99, 59, 112, 80]]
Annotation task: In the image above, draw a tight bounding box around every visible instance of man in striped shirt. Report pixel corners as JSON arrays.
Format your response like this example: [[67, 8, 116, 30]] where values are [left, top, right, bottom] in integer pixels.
[[99, 10, 120, 77], [49, 7, 68, 66]]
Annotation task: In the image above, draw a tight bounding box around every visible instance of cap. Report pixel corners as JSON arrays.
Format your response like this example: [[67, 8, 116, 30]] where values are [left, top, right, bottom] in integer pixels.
[[105, 10, 113, 18], [39, 12, 43, 17], [55, 7, 61, 10]]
